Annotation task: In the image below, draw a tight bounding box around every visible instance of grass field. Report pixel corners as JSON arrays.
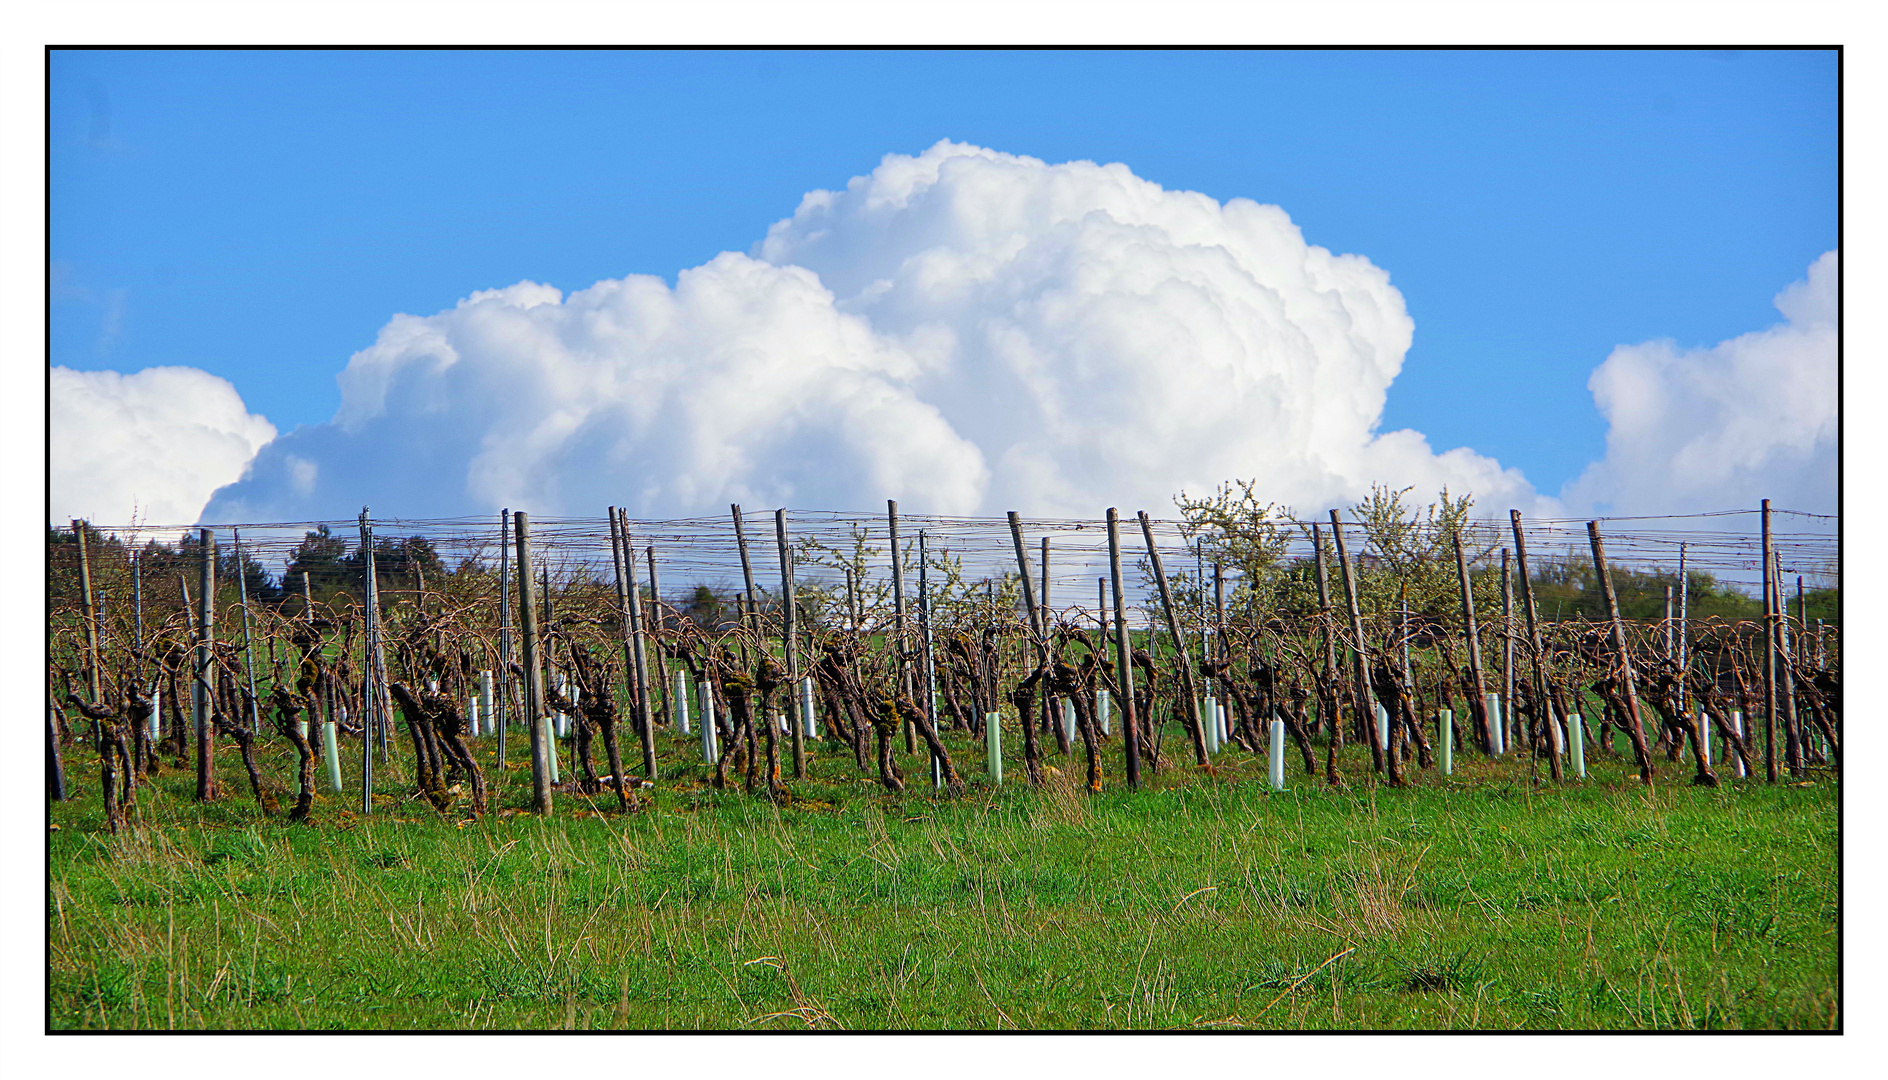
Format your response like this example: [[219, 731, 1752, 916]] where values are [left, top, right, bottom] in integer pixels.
[[47, 726, 1839, 1030]]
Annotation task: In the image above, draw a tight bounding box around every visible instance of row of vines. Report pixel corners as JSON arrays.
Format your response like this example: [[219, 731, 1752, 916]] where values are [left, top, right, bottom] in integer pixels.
[[46, 489, 1839, 831]]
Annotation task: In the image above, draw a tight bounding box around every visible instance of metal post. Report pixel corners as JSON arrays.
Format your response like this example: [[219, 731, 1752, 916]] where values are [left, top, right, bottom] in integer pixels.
[[647, 546, 670, 728], [1677, 543, 1688, 714], [232, 528, 262, 742], [1774, 550, 1802, 777], [497, 509, 512, 765], [196, 527, 217, 801], [775, 509, 805, 778], [133, 550, 144, 655]]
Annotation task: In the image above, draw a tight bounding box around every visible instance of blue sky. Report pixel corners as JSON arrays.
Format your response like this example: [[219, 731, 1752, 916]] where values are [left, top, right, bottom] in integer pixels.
[[50, 48, 1836, 512]]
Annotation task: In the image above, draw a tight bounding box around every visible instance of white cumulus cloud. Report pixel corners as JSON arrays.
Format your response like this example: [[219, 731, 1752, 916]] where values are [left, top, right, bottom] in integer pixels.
[[202, 141, 1546, 524], [1561, 250, 1837, 516], [51, 366, 277, 526]]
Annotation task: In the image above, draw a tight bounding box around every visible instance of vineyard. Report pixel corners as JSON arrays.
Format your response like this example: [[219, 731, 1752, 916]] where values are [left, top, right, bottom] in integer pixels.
[[45, 492, 1840, 1030]]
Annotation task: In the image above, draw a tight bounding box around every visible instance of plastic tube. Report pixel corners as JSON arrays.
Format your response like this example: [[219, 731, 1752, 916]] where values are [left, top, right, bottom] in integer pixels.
[[1202, 695, 1218, 754], [1696, 708, 1710, 769], [802, 677, 818, 739], [479, 670, 494, 739], [673, 669, 691, 734], [150, 687, 162, 740], [1731, 711, 1747, 778], [699, 680, 718, 765], [1440, 708, 1453, 776], [1569, 707, 1586, 778], [986, 710, 1003, 783], [1486, 693, 1505, 755], [1375, 703, 1389, 751], [1097, 690, 1111, 736], [466, 694, 479, 738], [1268, 717, 1285, 791], [322, 715, 343, 792]]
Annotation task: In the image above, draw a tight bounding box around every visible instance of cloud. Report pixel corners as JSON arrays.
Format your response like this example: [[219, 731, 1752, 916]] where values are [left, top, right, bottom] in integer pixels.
[[1561, 251, 1837, 516], [200, 141, 1546, 524], [50, 366, 277, 526]]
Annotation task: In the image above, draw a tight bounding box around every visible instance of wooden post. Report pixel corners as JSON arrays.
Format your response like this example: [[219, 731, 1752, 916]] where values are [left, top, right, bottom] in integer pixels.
[[1312, 523, 1340, 748], [1329, 510, 1382, 772], [607, 505, 637, 747], [1139, 511, 1208, 767], [1761, 499, 1778, 782], [232, 528, 262, 742], [1587, 520, 1655, 784], [1676, 543, 1688, 714], [1040, 535, 1062, 751], [497, 509, 512, 764], [775, 509, 805, 778], [647, 546, 671, 728], [73, 520, 101, 705], [1040, 536, 1052, 631], [49, 705, 67, 801], [1106, 508, 1140, 788], [1007, 512, 1046, 669], [619, 509, 658, 780], [919, 529, 939, 784], [1501, 548, 1514, 750], [731, 502, 761, 639], [1509, 510, 1562, 781], [195, 527, 217, 801], [889, 500, 915, 752], [1452, 530, 1492, 754], [356, 513, 376, 810], [514, 512, 552, 813]]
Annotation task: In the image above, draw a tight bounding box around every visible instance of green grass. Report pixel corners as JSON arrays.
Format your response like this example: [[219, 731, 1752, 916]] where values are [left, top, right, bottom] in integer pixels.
[[48, 725, 1838, 1030]]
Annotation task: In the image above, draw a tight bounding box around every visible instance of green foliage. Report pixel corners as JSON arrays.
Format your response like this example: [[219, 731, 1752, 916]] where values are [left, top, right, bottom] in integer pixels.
[[1528, 561, 1763, 623]]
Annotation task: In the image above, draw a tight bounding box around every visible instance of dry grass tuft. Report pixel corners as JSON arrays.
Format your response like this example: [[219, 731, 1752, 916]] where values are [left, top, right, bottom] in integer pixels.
[[1031, 765, 1088, 828], [1346, 848, 1424, 935]]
